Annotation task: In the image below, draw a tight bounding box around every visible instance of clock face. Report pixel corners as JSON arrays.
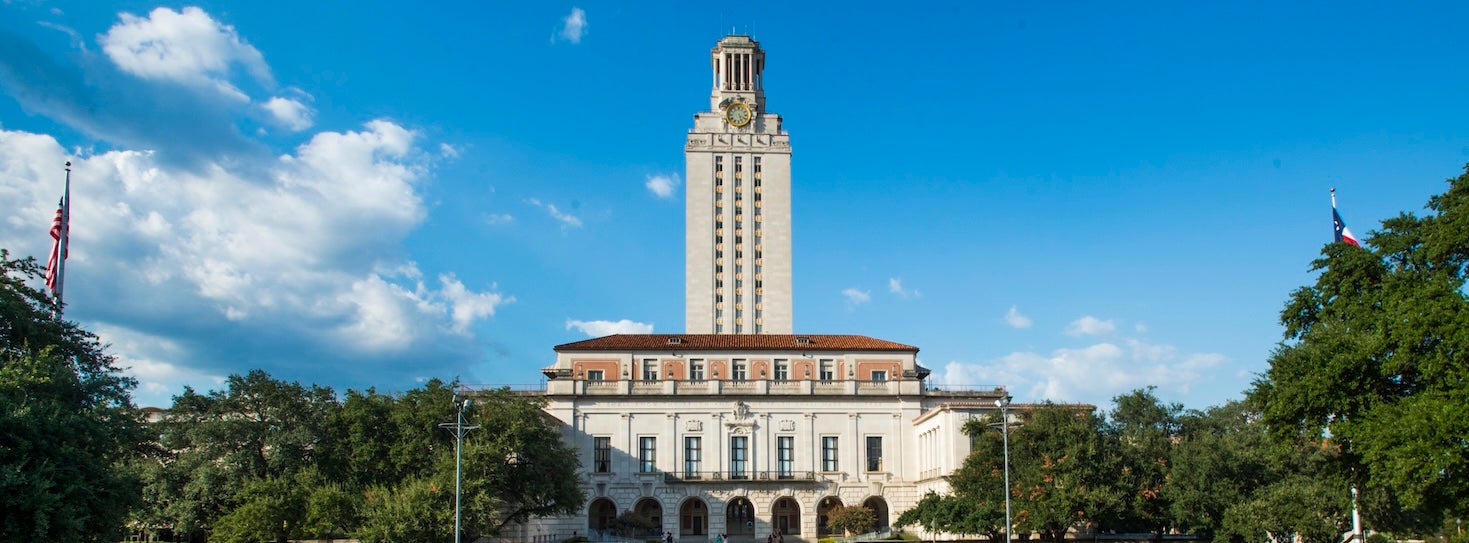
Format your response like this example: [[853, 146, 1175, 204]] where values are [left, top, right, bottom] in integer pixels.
[[725, 103, 752, 127]]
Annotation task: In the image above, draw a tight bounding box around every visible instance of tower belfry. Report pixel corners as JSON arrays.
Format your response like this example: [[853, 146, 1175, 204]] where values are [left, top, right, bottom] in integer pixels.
[[685, 35, 792, 334]]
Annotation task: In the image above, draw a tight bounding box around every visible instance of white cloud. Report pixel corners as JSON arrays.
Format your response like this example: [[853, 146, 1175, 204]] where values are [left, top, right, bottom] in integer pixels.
[[527, 198, 582, 228], [0, 121, 511, 396], [557, 7, 588, 44], [1065, 315, 1116, 336], [1135, 322, 1148, 333], [567, 319, 654, 337], [888, 277, 920, 299], [262, 96, 314, 131], [484, 213, 514, 225], [262, 96, 312, 130], [937, 337, 1228, 408], [1004, 305, 1033, 329], [439, 143, 461, 159], [646, 173, 680, 199], [842, 288, 871, 306], [441, 275, 511, 334], [101, 7, 273, 95]]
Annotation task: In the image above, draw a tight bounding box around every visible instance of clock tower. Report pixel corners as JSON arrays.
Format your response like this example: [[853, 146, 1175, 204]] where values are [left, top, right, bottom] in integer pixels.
[[685, 35, 792, 334]]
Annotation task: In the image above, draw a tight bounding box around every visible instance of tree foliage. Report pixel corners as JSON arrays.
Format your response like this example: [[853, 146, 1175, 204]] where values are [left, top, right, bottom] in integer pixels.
[[826, 505, 877, 536], [0, 250, 144, 542], [1007, 403, 1112, 541], [1104, 387, 1182, 538], [135, 373, 583, 542], [1252, 165, 1469, 527]]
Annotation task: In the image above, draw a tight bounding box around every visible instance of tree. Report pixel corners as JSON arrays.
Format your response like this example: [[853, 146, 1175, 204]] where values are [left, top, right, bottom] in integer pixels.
[[1008, 403, 1113, 541], [1252, 165, 1469, 529], [1164, 400, 1272, 542], [1219, 474, 1351, 543], [356, 477, 454, 543], [1104, 388, 1183, 540], [827, 505, 877, 536], [454, 388, 585, 538], [210, 475, 309, 543], [0, 250, 145, 542], [139, 370, 339, 539]]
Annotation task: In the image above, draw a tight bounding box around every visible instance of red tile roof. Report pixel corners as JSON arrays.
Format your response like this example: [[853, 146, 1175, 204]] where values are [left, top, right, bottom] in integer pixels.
[[555, 334, 918, 353]]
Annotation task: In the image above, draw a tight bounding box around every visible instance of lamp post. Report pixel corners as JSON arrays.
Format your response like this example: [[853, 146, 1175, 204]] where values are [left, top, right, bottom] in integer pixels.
[[996, 394, 1013, 543], [440, 394, 480, 543]]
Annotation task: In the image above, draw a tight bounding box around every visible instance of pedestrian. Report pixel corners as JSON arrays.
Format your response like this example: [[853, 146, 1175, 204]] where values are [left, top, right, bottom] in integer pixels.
[[716, 534, 724, 543]]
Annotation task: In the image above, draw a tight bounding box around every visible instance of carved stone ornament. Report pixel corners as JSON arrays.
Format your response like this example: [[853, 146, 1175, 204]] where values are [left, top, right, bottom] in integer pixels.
[[733, 400, 751, 421], [686, 420, 704, 432], [779, 419, 795, 432]]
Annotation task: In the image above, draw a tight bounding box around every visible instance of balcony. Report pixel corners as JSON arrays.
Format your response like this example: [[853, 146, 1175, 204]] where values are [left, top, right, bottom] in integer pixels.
[[663, 470, 820, 484]]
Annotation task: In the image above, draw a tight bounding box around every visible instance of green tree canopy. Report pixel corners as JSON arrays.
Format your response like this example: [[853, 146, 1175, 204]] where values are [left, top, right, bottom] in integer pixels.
[[1252, 165, 1469, 528], [0, 250, 145, 542]]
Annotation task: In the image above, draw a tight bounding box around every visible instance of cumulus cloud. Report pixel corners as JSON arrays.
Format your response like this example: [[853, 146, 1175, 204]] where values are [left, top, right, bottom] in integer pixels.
[[263, 95, 314, 131], [101, 7, 272, 96], [0, 121, 510, 399], [1065, 315, 1116, 336], [528, 198, 582, 228], [888, 277, 920, 299], [1004, 305, 1033, 329], [567, 319, 654, 337], [557, 7, 588, 44], [646, 173, 680, 198], [842, 288, 871, 306], [935, 337, 1228, 407]]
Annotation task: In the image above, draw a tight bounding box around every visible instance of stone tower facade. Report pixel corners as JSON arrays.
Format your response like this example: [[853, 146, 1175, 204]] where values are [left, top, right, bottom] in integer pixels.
[[685, 35, 793, 334]]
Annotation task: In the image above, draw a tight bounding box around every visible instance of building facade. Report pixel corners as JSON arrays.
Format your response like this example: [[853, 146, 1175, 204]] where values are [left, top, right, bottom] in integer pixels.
[[529, 335, 1004, 543], [512, 36, 1007, 543]]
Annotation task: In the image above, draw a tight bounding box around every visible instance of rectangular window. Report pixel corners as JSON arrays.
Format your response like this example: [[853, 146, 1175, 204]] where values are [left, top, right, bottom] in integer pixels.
[[866, 436, 883, 472], [733, 359, 748, 381], [777, 436, 794, 479], [685, 436, 702, 479], [594, 437, 611, 473], [640, 437, 657, 473], [774, 359, 789, 381], [730, 436, 748, 479], [642, 359, 659, 381], [822, 436, 839, 471], [587, 370, 605, 381], [690, 359, 705, 381], [819, 359, 835, 381], [871, 370, 887, 382]]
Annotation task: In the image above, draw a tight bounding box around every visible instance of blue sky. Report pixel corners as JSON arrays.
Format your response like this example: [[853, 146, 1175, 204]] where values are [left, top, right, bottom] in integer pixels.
[[2, 1, 1466, 410]]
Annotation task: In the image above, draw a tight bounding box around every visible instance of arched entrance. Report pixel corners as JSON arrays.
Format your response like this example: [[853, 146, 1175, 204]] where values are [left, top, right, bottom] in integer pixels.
[[772, 496, 800, 535], [816, 496, 843, 537], [680, 498, 709, 536], [863, 497, 890, 530], [588, 498, 618, 538], [726, 496, 755, 536], [635, 498, 664, 538]]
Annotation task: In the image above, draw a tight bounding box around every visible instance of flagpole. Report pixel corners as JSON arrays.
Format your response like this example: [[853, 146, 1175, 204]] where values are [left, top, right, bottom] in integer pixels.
[[57, 161, 71, 313], [1331, 187, 1338, 209]]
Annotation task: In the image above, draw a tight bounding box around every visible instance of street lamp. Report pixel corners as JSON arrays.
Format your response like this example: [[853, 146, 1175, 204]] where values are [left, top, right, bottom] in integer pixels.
[[995, 394, 1012, 543], [440, 394, 481, 543]]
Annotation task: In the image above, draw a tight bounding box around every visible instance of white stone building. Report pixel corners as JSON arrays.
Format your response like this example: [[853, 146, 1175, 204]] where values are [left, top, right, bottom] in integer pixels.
[[515, 36, 1006, 543]]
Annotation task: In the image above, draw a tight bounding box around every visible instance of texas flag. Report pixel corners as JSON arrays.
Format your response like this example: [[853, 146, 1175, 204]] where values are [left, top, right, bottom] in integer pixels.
[[1333, 207, 1360, 247]]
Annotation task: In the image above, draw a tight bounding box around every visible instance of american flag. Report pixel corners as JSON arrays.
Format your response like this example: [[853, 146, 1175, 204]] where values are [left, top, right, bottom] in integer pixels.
[[44, 198, 67, 295]]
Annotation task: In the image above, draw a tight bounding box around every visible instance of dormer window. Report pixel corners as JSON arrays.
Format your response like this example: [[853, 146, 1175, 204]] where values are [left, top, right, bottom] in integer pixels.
[[795, 337, 811, 345], [667, 337, 683, 345]]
